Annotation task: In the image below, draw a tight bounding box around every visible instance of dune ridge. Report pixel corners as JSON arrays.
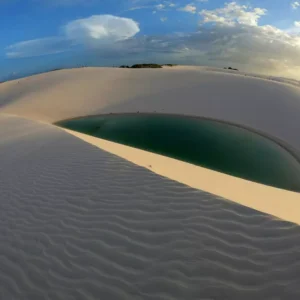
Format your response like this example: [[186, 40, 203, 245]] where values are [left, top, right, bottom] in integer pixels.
[[1, 66, 300, 299], [1, 66, 300, 150], [1, 115, 300, 299]]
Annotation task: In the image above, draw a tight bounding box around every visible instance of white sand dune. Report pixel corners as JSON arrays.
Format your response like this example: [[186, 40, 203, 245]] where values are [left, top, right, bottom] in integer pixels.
[[1, 114, 300, 300], [1, 66, 300, 299], [1, 66, 300, 219], [1, 66, 300, 150]]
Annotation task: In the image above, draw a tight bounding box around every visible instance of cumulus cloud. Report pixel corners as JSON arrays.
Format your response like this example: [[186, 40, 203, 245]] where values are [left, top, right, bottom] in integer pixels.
[[295, 21, 300, 27], [291, 1, 300, 9], [200, 2, 266, 26], [178, 4, 197, 14], [156, 4, 165, 10], [6, 15, 140, 57], [64, 15, 140, 46], [190, 3, 300, 75]]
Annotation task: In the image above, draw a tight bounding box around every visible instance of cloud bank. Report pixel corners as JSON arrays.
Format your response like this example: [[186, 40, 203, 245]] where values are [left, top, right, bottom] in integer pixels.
[[6, 37, 72, 58], [200, 2, 266, 26], [5, 3, 300, 79], [6, 15, 140, 58]]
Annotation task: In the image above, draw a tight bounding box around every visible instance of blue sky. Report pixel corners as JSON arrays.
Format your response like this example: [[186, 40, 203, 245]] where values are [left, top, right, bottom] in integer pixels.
[[1, 0, 300, 80]]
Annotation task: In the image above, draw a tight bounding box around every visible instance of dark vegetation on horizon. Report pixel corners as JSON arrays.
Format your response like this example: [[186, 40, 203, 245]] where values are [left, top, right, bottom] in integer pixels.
[[3, 65, 299, 88], [119, 64, 177, 69], [0, 64, 179, 83], [224, 67, 239, 71]]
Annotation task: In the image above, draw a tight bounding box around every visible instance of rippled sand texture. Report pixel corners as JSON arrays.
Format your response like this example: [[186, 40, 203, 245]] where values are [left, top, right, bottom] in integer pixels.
[[1, 115, 300, 300]]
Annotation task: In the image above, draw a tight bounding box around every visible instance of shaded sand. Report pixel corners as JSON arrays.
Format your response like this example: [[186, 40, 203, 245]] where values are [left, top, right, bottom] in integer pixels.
[[1, 66, 300, 151], [2, 115, 300, 300], [63, 128, 300, 225]]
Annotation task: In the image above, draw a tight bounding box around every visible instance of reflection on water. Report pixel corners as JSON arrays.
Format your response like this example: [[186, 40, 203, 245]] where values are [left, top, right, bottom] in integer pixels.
[[56, 114, 300, 192]]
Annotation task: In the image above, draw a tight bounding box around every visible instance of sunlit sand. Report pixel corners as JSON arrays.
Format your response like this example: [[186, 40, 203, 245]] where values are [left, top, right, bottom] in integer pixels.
[[1, 66, 300, 299]]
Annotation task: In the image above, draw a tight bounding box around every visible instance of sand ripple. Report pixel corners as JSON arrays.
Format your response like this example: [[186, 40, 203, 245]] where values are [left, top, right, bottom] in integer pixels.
[[1, 115, 300, 299]]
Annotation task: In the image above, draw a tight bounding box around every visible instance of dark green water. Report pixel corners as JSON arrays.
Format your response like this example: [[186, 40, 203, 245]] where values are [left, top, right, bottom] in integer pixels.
[[56, 114, 300, 192]]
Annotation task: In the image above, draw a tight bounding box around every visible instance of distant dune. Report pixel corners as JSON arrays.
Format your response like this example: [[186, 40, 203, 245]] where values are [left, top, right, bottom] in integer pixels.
[[1, 66, 300, 299], [1, 66, 300, 151]]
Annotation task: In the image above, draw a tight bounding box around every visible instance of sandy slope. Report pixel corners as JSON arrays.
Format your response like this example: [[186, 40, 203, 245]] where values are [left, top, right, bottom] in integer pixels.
[[1, 114, 300, 300], [1, 66, 300, 151], [62, 128, 300, 225], [1, 67, 300, 299]]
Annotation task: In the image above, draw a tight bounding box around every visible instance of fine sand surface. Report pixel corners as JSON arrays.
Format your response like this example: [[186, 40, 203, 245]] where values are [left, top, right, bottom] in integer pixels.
[[1, 66, 300, 299], [62, 128, 300, 225], [1, 114, 300, 300]]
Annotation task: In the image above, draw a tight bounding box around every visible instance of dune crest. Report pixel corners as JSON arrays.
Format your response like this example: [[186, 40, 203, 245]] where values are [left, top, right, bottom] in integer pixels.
[[1, 114, 300, 299], [1, 66, 300, 150]]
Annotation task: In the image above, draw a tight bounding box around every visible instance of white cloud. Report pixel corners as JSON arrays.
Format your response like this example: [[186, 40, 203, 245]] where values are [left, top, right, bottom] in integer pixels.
[[291, 1, 300, 9], [127, 5, 152, 11], [169, 3, 176, 7], [160, 17, 168, 22], [295, 21, 300, 27], [5, 37, 72, 58], [64, 15, 140, 46], [117, 3, 300, 78], [156, 4, 165, 10], [178, 4, 197, 14], [144, 25, 300, 77], [200, 2, 266, 26], [190, 2, 300, 75], [6, 15, 140, 57]]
